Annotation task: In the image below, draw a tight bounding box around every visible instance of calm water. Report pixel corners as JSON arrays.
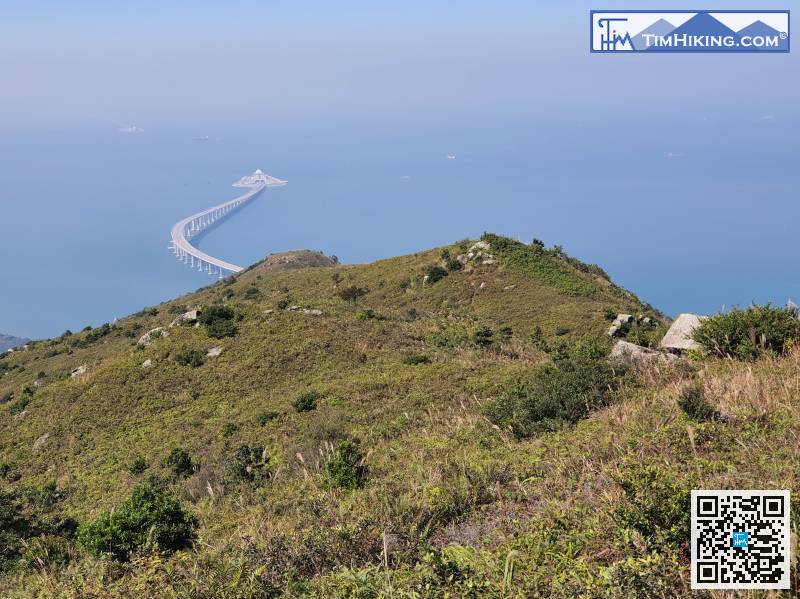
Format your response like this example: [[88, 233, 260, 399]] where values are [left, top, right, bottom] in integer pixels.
[[2, 115, 799, 338]]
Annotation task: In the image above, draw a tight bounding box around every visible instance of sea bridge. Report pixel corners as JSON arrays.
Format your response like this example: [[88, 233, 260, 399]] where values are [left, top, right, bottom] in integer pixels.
[[169, 169, 287, 277]]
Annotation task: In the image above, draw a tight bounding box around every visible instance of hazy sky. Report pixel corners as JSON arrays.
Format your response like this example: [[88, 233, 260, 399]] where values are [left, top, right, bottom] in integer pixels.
[[2, 1, 797, 132], [1, 2, 798, 338]]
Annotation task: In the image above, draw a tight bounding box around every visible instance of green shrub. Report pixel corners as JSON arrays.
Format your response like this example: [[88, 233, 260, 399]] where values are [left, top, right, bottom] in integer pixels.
[[337, 286, 368, 304], [243, 286, 262, 300], [472, 327, 493, 347], [625, 323, 668, 349], [402, 354, 431, 365], [356, 309, 376, 320], [529, 326, 549, 353], [485, 344, 619, 437], [164, 448, 195, 478], [677, 384, 714, 421], [175, 349, 204, 368], [292, 390, 319, 412], [221, 422, 238, 438], [276, 298, 292, 310], [604, 308, 617, 321], [257, 410, 279, 426], [692, 304, 800, 360], [0, 486, 76, 573], [1, 490, 37, 572], [423, 265, 448, 284], [445, 257, 463, 271], [228, 445, 271, 487], [614, 465, 692, 553], [207, 319, 237, 339], [77, 482, 197, 561], [127, 456, 148, 476], [198, 305, 237, 339], [9, 396, 29, 416], [440, 250, 463, 272], [323, 440, 367, 490], [498, 326, 513, 342]]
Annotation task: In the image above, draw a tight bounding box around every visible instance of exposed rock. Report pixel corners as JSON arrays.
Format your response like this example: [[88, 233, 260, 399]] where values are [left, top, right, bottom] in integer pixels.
[[607, 314, 634, 337], [263, 309, 274, 315], [138, 327, 169, 346], [70, 365, 88, 378], [170, 309, 200, 327], [32, 433, 49, 452], [466, 242, 496, 266], [142, 359, 152, 368], [610, 340, 680, 368], [251, 250, 338, 275], [712, 411, 735, 423], [659, 313, 706, 352], [286, 305, 324, 316], [479, 282, 486, 289], [503, 285, 516, 291], [207, 346, 223, 357]]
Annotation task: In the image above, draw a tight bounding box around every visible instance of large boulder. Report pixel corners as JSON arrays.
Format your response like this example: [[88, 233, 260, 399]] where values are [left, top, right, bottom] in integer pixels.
[[610, 340, 681, 368], [659, 313, 706, 352]]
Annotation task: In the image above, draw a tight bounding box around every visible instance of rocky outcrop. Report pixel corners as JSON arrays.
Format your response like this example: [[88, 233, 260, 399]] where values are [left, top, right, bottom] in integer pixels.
[[610, 340, 681, 368], [32, 433, 49, 452], [207, 346, 223, 357], [170, 309, 200, 327], [607, 314, 634, 337], [659, 313, 706, 352], [464, 241, 496, 266], [137, 327, 169, 347]]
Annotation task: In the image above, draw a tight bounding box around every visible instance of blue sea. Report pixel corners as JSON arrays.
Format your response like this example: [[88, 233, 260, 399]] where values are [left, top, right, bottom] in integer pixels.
[[2, 114, 799, 339]]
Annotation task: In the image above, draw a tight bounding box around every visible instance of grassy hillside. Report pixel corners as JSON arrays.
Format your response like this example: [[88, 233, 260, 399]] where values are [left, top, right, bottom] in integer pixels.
[[0, 235, 796, 597]]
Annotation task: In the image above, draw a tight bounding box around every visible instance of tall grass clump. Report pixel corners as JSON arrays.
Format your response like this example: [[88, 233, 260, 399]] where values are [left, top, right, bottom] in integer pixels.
[[323, 440, 367, 490]]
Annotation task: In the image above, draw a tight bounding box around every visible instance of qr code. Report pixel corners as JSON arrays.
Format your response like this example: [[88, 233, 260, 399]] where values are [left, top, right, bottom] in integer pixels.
[[691, 490, 790, 589]]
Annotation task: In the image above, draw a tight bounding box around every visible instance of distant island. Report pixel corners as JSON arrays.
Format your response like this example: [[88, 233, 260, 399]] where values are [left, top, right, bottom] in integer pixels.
[[0, 333, 29, 352]]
